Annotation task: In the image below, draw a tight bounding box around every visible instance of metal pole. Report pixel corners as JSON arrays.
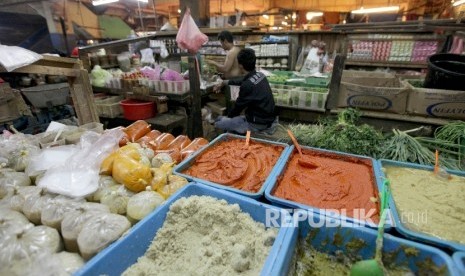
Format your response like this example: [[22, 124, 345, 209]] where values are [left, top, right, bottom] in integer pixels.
[[151, 0, 157, 30], [137, 0, 145, 32]]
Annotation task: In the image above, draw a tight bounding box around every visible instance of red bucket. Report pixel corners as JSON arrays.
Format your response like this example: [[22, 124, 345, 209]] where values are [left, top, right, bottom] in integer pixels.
[[120, 99, 156, 120]]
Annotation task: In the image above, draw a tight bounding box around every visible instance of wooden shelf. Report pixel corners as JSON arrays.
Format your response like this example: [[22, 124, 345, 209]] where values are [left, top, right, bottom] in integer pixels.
[[0, 55, 98, 125], [201, 53, 226, 56], [345, 60, 427, 69], [260, 66, 289, 69], [276, 104, 326, 113], [256, 55, 290, 58], [348, 37, 439, 41], [246, 41, 289, 45]]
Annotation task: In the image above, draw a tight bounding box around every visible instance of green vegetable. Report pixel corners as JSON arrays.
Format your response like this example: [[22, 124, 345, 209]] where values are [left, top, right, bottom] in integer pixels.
[[314, 109, 385, 157], [407, 79, 424, 88], [280, 109, 385, 158], [381, 129, 435, 165]]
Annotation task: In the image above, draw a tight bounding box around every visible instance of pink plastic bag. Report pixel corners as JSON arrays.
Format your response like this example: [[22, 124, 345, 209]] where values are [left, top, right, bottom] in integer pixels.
[[176, 9, 208, 53]]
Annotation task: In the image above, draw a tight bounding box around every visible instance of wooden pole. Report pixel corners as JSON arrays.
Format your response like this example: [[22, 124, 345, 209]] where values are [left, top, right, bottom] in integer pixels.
[[187, 55, 203, 138]]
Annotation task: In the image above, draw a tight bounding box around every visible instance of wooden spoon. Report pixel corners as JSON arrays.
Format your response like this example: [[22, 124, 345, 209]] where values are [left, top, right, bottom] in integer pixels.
[[287, 129, 318, 169], [245, 130, 251, 147], [434, 149, 451, 180]]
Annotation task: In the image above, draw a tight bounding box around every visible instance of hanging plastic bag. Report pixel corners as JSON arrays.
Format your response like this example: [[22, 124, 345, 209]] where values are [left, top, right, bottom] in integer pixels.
[[140, 48, 155, 64], [176, 8, 208, 53]]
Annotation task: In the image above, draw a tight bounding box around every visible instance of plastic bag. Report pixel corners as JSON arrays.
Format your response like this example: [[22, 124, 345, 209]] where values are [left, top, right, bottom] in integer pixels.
[[0, 224, 62, 267], [37, 128, 124, 198], [77, 213, 131, 260], [126, 191, 165, 221], [124, 120, 151, 143], [112, 155, 152, 193], [22, 191, 55, 224], [86, 175, 118, 202], [140, 48, 155, 64], [0, 44, 42, 72], [0, 251, 69, 276], [61, 205, 109, 252], [0, 208, 31, 234], [55, 252, 85, 274], [25, 145, 78, 177], [90, 65, 112, 87], [176, 8, 208, 53], [41, 195, 84, 230], [1, 185, 40, 212], [300, 47, 320, 74], [100, 185, 135, 214]]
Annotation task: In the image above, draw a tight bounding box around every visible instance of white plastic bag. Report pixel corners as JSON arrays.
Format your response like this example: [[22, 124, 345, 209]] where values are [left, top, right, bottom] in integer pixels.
[[25, 145, 78, 177], [0, 224, 62, 267], [61, 206, 109, 252], [140, 48, 155, 64], [126, 191, 165, 221], [0, 44, 42, 72], [176, 8, 208, 53], [37, 128, 124, 198], [300, 47, 320, 74], [77, 213, 131, 260]]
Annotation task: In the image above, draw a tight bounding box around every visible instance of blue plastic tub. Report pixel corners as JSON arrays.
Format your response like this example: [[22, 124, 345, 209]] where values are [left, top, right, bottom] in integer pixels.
[[265, 145, 392, 229], [75, 183, 292, 276], [269, 211, 459, 276], [378, 159, 465, 252], [173, 133, 290, 199], [453, 252, 465, 275]]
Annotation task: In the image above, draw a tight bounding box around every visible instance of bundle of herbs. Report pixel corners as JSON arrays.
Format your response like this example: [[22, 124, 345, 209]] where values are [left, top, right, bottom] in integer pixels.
[[278, 123, 325, 146], [313, 109, 385, 158], [416, 121, 465, 171], [381, 129, 435, 165]]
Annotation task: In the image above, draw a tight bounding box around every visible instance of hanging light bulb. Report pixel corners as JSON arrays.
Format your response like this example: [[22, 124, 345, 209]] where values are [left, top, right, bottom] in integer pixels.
[[306, 11, 323, 20], [92, 0, 118, 6], [291, 12, 297, 19], [351, 6, 399, 14], [241, 20, 247, 26], [263, 14, 269, 19]]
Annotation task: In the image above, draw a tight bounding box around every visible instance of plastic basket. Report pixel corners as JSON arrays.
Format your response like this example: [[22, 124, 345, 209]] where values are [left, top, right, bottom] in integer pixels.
[[269, 212, 459, 276], [95, 96, 123, 118], [378, 160, 465, 252], [265, 146, 392, 230], [150, 80, 190, 94], [453, 252, 465, 275], [21, 83, 69, 108], [172, 133, 290, 199], [289, 88, 328, 109], [75, 183, 291, 276]]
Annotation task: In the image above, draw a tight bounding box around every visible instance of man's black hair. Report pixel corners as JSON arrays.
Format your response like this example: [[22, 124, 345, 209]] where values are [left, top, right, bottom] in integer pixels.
[[237, 48, 256, 71], [217, 30, 234, 43]]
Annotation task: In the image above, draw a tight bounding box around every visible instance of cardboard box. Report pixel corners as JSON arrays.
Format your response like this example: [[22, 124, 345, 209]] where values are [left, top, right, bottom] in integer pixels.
[[405, 82, 465, 120], [337, 76, 409, 114]]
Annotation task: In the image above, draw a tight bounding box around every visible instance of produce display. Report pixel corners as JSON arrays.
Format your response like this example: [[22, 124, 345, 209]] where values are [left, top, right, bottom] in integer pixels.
[[123, 195, 278, 275], [384, 165, 465, 245], [267, 71, 329, 109], [272, 149, 380, 223], [0, 119, 210, 275], [182, 138, 284, 193]]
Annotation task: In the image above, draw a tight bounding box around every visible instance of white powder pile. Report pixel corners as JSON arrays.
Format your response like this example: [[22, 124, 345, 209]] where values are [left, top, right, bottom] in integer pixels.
[[123, 195, 278, 276]]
